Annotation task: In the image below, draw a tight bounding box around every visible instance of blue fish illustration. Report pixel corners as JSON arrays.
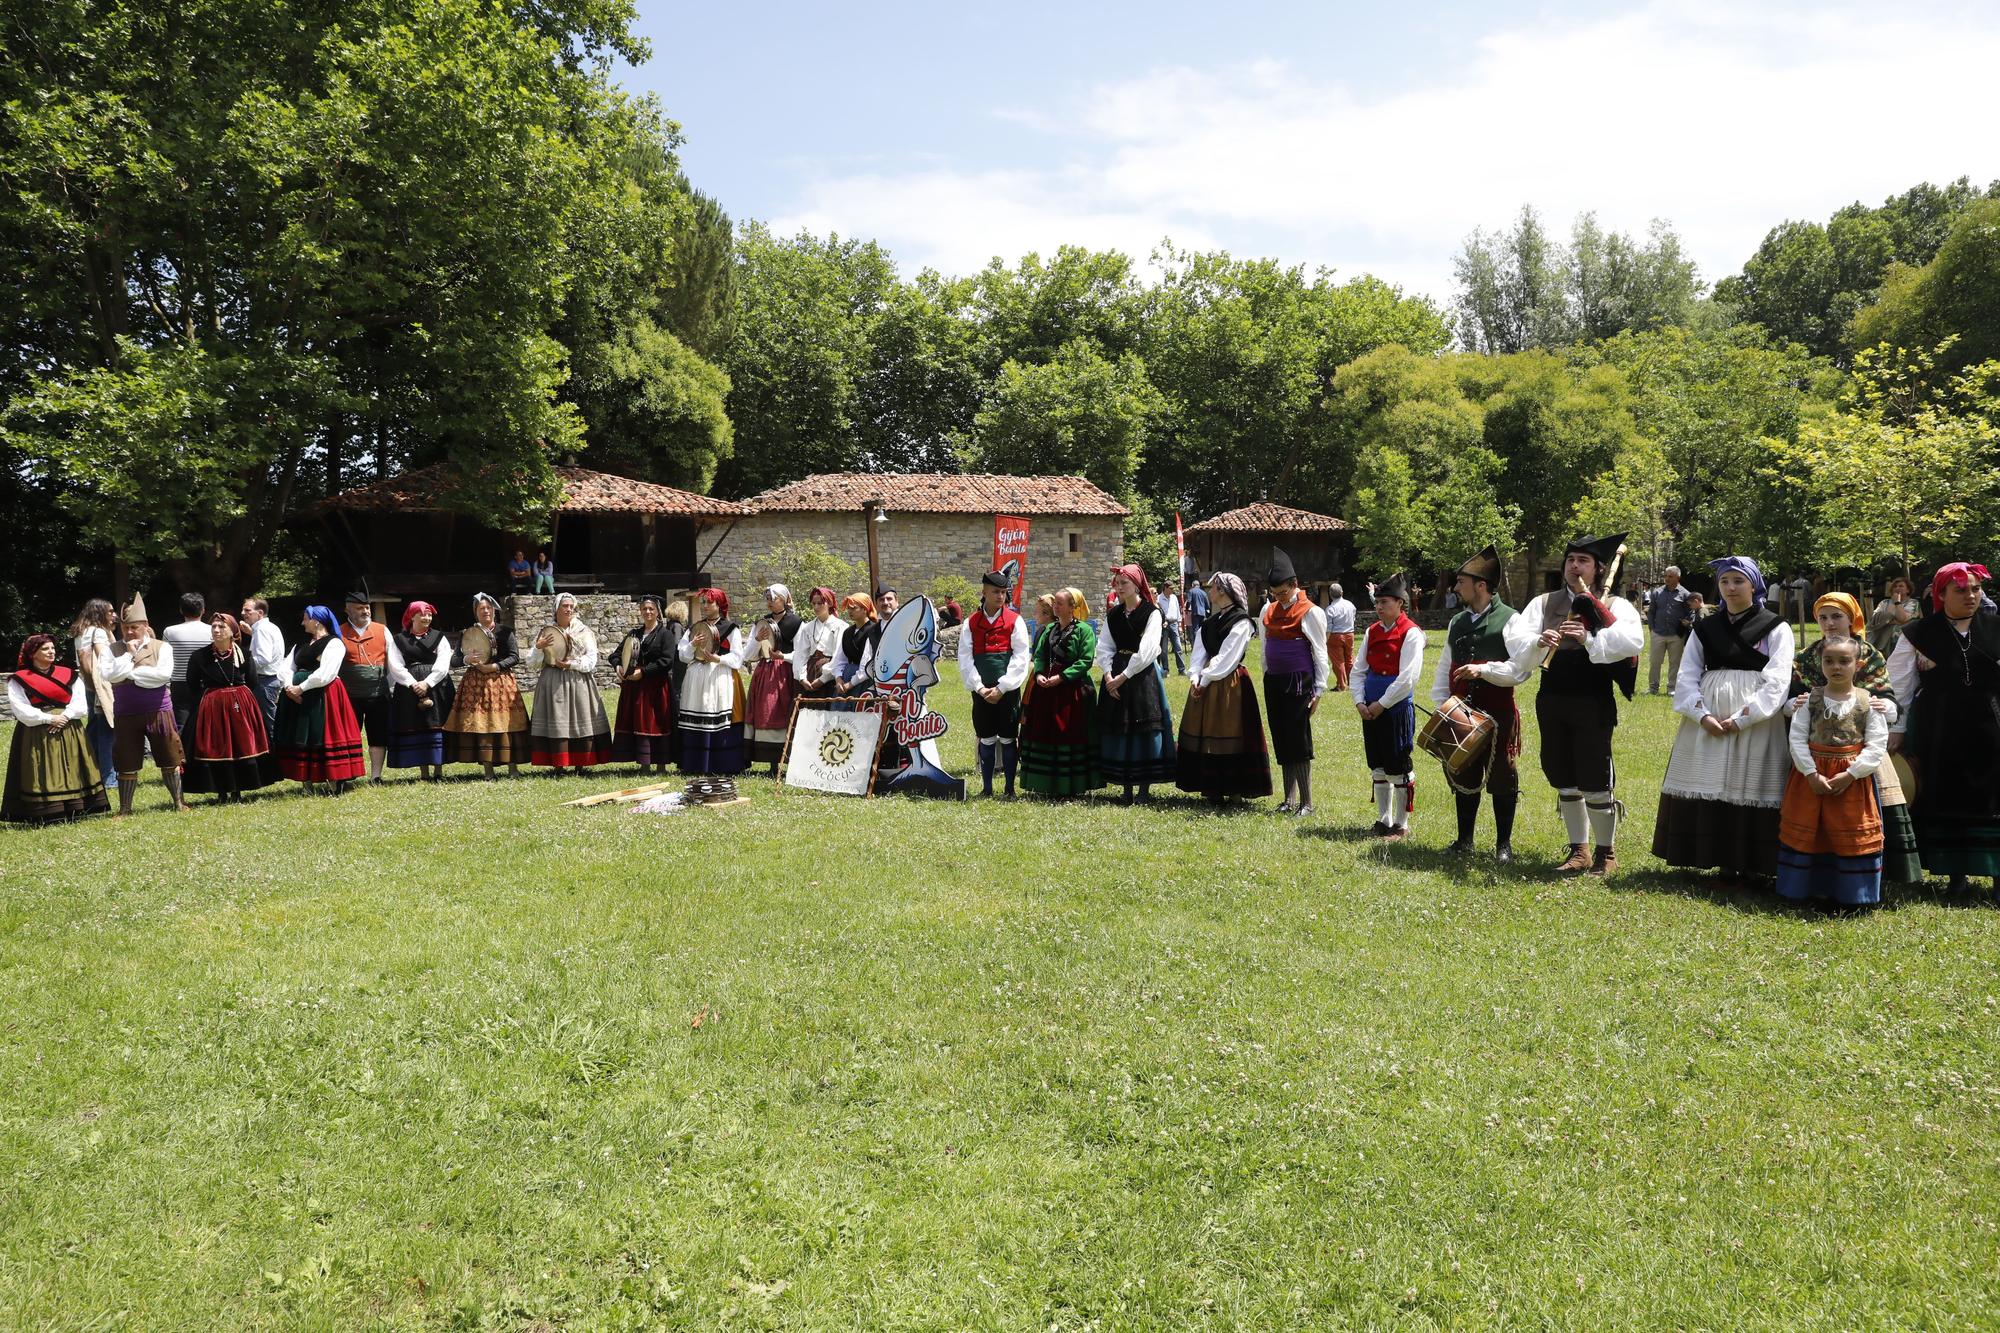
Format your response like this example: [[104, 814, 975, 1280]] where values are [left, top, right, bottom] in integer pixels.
[[870, 596, 965, 800]]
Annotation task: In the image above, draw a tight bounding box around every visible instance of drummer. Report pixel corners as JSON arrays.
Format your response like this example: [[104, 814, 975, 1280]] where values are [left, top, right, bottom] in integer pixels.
[[1431, 544, 1530, 863]]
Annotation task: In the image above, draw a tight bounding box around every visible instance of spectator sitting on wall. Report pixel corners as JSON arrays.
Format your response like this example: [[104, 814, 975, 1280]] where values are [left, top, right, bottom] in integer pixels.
[[532, 550, 555, 594], [508, 549, 531, 595]]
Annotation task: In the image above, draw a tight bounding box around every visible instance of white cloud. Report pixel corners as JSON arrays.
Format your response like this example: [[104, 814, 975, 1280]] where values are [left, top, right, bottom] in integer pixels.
[[770, 2, 2000, 302]]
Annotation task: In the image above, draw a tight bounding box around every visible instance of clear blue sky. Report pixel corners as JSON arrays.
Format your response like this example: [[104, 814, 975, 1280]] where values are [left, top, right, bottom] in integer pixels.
[[619, 1, 2000, 302]]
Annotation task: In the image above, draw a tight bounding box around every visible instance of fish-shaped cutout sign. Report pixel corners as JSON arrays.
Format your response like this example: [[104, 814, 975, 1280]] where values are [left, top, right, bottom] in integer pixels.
[[868, 595, 965, 800]]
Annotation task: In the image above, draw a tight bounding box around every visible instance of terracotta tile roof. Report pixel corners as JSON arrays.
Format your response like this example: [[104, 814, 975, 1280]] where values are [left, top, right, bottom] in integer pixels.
[[319, 464, 751, 518], [1183, 502, 1352, 535], [739, 473, 1130, 518]]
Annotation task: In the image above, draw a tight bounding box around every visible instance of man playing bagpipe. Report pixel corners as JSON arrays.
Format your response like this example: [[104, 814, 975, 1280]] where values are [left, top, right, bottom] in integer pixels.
[[1519, 533, 1644, 876], [1429, 545, 1530, 863]]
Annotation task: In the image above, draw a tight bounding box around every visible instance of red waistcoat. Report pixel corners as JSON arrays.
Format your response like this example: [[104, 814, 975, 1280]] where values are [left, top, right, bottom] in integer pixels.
[[967, 606, 1018, 656], [1365, 614, 1417, 676]]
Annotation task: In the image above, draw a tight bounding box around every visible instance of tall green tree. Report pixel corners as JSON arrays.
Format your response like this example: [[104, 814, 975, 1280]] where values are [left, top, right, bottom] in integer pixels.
[[1767, 341, 2000, 577], [1350, 448, 1426, 578], [1848, 198, 2000, 376], [712, 226, 898, 496], [1, 0, 664, 602], [968, 339, 1162, 503], [1569, 326, 1837, 568], [1454, 208, 1701, 353], [1139, 247, 1451, 519], [1715, 177, 1999, 361]]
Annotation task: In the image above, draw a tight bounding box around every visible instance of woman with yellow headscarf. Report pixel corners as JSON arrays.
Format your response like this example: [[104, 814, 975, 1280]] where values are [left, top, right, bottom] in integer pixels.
[[1017, 587, 1103, 797], [1787, 591, 1920, 884]]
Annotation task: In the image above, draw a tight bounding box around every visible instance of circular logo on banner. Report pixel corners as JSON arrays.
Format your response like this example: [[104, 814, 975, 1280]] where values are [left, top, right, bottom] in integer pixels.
[[819, 727, 855, 767]]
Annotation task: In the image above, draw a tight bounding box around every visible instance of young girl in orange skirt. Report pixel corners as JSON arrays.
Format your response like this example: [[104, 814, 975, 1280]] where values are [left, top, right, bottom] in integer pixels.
[[1778, 637, 1887, 908]]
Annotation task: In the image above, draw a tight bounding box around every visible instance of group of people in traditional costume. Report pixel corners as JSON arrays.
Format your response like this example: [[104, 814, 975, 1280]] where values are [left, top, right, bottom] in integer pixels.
[[9, 550, 1998, 912]]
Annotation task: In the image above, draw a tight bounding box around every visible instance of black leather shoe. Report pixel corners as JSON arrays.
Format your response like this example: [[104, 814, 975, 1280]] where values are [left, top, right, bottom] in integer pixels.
[[1445, 839, 1474, 856], [1494, 844, 1514, 864]]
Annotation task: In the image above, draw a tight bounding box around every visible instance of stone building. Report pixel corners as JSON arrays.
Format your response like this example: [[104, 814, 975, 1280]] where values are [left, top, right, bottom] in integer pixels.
[[703, 474, 1130, 608]]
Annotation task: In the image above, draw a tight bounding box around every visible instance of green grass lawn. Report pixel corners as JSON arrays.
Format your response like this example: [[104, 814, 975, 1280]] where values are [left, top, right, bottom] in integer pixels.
[[3, 631, 1997, 1329]]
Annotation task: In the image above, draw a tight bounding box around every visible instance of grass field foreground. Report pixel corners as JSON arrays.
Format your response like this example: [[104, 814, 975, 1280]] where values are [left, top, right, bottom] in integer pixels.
[[3, 632, 1998, 1328]]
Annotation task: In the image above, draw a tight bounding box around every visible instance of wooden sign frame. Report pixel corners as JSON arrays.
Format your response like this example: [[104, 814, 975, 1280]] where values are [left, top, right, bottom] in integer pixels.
[[778, 698, 888, 797]]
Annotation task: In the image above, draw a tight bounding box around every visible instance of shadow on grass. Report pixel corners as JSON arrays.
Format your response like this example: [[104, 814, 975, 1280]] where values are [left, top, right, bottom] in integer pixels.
[[1605, 866, 1999, 916]]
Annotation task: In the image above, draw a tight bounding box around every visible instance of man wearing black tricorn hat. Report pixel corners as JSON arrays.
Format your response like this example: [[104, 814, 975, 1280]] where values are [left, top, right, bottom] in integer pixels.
[[957, 567, 1033, 797], [1430, 544, 1530, 862], [1261, 546, 1330, 816], [1519, 533, 1644, 875]]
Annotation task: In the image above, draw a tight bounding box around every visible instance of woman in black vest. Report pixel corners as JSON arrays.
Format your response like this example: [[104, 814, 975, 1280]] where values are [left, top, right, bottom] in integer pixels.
[[1653, 556, 1796, 882], [389, 600, 457, 781], [1889, 562, 2000, 893]]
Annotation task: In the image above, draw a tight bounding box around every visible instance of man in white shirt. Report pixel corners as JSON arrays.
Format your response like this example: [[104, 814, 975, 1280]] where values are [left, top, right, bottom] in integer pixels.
[[239, 596, 287, 734], [1157, 586, 1186, 675], [1518, 533, 1645, 876], [1321, 583, 1356, 691], [161, 591, 213, 734]]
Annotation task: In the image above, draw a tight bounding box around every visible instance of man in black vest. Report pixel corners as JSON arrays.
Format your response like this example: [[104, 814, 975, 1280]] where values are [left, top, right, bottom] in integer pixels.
[[1517, 534, 1645, 875]]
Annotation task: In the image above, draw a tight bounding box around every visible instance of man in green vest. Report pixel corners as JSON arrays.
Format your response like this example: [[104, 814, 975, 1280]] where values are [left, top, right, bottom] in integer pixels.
[[1429, 545, 1533, 862]]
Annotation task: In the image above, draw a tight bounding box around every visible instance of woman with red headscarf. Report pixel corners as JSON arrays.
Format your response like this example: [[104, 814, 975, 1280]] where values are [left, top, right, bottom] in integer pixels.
[[1094, 563, 1177, 803], [181, 614, 280, 802], [677, 586, 748, 774], [388, 600, 456, 780], [1889, 562, 2000, 893], [3, 634, 110, 823]]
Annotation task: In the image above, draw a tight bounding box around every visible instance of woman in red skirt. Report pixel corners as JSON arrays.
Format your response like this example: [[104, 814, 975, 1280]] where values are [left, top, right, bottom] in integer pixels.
[[183, 613, 280, 802], [273, 604, 367, 791], [744, 583, 802, 773], [609, 595, 677, 773]]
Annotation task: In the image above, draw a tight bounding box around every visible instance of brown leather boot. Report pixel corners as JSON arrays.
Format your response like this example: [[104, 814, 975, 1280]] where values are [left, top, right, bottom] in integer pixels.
[[1588, 847, 1616, 877], [1557, 843, 1591, 874]]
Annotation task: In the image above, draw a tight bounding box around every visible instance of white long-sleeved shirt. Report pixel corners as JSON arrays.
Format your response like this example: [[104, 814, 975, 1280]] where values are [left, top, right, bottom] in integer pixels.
[[244, 616, 286, 676], [957, 610, 1033, 694], [391, 632, 455, 689], [1429, 602, 1537, 703], [1360, 617, 1423, 708], [100, 637, 174, 689], [1673, 615, 1795, 726], [1093, 603, 1164, 683], [1265, 597, 1332, 695], [1322, 598, 1357, 635], [279, 635, 347, 691], [531, 624, 600, 674], [792, 616, 845, 686], [1789, 690, 1887, 779], [1515, 590, 1646, 675], [677, 624, 744, 672], [1187, 617, 1254, 686], [7, 672, 87, 726]]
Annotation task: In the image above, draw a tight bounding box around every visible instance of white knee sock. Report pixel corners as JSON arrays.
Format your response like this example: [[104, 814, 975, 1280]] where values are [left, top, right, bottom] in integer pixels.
[[1558, 789, 1587, 844], [1586, 792, 1620, 847], [1372, 769, 1392, 823], [1391, 780, 1411, 828]]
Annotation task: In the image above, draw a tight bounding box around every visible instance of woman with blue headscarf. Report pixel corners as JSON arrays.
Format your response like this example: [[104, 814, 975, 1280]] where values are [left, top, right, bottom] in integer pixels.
[[271, 604, 367, 790], [1653, 556, 1796, 882]]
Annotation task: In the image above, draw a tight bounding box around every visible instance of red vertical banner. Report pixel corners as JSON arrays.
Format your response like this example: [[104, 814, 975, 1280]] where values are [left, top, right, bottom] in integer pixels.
[[993, 515, 1031, 608]]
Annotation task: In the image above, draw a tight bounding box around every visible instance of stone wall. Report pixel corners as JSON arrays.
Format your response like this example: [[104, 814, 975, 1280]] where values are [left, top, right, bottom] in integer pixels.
[[703, 512, 1125, 612], [492, 593, 639, 691]]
